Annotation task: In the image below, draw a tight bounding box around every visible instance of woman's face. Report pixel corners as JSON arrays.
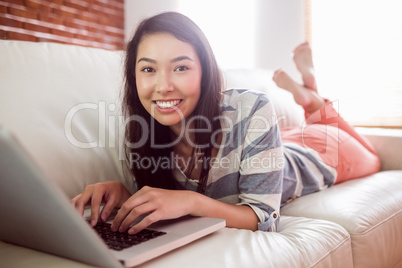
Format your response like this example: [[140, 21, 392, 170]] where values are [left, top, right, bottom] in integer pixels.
[[135, 33, 202, 131]]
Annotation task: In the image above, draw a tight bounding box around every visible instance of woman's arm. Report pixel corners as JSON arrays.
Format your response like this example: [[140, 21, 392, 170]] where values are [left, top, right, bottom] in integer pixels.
[[110, 186, 259, 234], [191, 191, 259, 231]]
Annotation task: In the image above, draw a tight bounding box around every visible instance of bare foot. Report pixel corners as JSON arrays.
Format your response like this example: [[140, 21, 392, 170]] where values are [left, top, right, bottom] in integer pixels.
[[293, 42, 317, 92], [273, 69, 325, 114]]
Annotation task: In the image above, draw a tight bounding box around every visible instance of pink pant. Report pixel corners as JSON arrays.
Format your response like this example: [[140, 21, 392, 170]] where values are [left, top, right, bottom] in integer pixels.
[[281, 100, 381, 184]]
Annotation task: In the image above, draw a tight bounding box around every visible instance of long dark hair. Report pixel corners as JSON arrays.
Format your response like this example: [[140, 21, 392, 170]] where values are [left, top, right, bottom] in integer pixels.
[[122, 12, 222, 193]]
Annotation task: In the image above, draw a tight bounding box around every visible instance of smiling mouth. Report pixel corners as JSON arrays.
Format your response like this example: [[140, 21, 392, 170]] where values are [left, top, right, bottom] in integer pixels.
[[154, 99, 182, 109]]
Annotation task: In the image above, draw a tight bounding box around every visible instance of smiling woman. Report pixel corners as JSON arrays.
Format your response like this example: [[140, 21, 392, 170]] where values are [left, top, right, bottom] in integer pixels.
[[135, 33, 202, 130], [123, 12, 223, 195], [71, 12, 381, 237]]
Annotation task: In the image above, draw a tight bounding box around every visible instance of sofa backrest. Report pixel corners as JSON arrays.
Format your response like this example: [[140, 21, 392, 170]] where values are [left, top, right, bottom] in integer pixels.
[[0, 40, 304, 198], [0, 40, 134, 198]]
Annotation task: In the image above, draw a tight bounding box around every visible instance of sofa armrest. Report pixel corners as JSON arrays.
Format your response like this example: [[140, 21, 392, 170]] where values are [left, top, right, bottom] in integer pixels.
[[356, 127, 402, 171]]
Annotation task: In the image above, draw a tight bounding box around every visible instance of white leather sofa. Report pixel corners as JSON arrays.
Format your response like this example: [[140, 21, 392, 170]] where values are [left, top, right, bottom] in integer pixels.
[[1, 40, 401, 268]]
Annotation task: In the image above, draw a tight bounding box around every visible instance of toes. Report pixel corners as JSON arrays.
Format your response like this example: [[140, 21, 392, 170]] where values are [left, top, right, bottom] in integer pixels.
[[272, 69, 289, 86], [292, 42, 311, 57]]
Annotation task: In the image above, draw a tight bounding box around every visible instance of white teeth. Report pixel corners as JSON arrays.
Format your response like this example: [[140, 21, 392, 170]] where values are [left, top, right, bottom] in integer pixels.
[[155, 100, 181, 109]]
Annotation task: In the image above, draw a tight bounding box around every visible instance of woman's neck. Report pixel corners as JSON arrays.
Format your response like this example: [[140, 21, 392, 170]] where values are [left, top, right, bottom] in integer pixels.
[[170, 123, 194, 155]]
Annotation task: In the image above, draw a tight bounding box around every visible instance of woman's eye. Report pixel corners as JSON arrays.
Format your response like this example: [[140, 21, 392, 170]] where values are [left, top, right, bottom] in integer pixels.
[[142, 67, 155, 73], [175, 66, 189, 72]]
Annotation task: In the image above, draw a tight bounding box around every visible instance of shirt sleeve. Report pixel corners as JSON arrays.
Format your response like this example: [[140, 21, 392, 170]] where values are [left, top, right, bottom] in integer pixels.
[[237, 92, 284, 232]]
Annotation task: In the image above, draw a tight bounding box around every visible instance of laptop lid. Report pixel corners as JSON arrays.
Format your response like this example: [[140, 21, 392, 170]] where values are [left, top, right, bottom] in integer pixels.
[[0, 128, 225, 267], [0, 128, 123, 267]]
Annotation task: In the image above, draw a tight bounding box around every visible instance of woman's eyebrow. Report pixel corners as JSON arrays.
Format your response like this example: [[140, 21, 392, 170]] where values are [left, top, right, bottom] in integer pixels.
[[137, 55, 193, 64], [171, 55, 193, 63], [137, 57, 156, 64]]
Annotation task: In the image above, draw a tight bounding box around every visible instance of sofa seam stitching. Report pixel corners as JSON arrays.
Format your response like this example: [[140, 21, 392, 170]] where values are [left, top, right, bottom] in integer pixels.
[[349, 209, 402, 236], [309, 235, 351, 268]]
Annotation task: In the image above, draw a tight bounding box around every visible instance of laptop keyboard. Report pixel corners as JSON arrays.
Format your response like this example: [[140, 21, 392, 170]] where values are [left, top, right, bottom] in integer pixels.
[[92, 221, 167, 251]]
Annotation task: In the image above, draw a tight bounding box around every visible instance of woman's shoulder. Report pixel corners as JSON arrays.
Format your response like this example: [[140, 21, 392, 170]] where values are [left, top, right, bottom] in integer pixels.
[[221, 88, 272, 111]]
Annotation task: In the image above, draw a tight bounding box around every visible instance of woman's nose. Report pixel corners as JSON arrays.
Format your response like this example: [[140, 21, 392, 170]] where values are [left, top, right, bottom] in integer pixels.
[[156, 72, 173, 94]]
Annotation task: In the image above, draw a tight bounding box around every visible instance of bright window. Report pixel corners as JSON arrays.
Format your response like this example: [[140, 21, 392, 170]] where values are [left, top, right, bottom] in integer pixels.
[[310, 0, 402, 127]]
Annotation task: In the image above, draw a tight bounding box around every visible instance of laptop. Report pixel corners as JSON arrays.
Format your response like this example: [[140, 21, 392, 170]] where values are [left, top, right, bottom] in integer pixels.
[[0, 128, 225, 267]]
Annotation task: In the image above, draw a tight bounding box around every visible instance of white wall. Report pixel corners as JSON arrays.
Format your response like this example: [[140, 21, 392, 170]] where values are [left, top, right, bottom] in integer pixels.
[[124, 0, 177, 39], [124, 0, 305, 80], [254, 0, 305, 80]]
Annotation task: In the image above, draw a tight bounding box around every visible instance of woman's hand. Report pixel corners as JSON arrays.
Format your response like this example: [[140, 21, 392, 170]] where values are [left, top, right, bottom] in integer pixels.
[[70, 181, 132, 226], [72, 183, 259, 234], [111, 186, 197, 234]]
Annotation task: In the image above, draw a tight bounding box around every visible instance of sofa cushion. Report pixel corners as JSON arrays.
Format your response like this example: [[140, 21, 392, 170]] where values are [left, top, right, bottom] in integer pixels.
[[357, 127, 402, 171], [281, 170, 402, 268], [0, 215, 352, 268], [0, 40, 134, 198], [0, 240, 93, 268]]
